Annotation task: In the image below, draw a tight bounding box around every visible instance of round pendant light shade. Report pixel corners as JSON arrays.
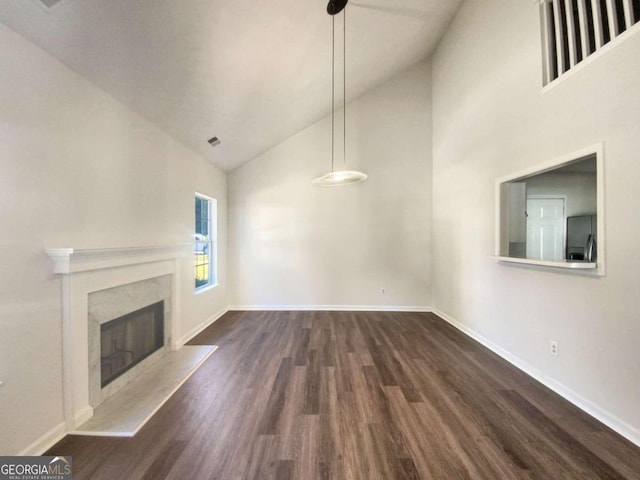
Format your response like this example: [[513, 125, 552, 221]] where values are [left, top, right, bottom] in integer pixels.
[[312, 170, 367, 186], [313, 0, 367, 188]]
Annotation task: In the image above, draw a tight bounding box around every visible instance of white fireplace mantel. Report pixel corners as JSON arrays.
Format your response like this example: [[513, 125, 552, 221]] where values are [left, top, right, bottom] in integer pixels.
[[46, 245, 189, 274], [46, 245, 188, 431]]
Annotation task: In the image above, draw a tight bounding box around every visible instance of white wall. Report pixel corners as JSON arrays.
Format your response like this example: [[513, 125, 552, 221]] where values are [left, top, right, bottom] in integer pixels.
[[432, 0, 640, 443], [228, 62, 432, 309], [0, 23, 227, 455]]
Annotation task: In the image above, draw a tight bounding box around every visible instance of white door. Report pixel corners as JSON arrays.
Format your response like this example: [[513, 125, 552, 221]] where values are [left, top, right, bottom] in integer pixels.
[[526, 197, 565, 261]]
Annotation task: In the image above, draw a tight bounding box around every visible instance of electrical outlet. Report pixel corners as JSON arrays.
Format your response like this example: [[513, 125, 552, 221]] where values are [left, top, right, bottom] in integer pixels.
[[550, 341, 559, 357]]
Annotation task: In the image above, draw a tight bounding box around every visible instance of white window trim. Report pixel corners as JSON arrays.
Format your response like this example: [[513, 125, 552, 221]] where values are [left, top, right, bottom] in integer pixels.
[[195, 283, 218, 295], [195, 192, 218, 293]]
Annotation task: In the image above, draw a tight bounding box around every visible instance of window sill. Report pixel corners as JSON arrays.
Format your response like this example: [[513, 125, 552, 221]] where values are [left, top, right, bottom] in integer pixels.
[[195, 283, 219, 295], [494, 256, 597, 270]]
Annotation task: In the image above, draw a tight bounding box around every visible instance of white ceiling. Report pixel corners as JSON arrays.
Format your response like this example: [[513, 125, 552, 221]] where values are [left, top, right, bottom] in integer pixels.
[[0, 0, 463, 171]]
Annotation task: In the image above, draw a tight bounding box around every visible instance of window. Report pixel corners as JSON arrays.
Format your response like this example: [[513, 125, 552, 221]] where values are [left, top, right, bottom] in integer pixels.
[[195, 194, 217, 291], [541, 0, 640, 86]]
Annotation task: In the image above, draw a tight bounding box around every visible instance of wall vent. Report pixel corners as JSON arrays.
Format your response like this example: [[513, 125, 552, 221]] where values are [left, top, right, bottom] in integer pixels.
[[540, 0, 640, 85]]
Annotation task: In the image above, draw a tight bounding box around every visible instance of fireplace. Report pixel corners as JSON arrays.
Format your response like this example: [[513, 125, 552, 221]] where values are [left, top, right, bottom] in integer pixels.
[[100, 301, 164, 387], [46, 245, 185, 429]]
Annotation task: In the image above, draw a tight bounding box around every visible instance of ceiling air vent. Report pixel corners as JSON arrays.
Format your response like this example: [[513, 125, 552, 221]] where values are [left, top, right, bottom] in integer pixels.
[[34, 0, 67, 11], [208, 137, 221, 148]]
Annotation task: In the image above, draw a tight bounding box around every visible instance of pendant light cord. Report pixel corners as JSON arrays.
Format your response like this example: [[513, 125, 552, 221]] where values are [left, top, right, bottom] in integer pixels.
[[343, 6, 347, 169], [331, 14, 335, 173], [313, 1, 366, 186]]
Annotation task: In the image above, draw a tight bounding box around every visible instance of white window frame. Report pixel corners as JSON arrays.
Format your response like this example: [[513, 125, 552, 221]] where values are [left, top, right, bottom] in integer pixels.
[[194, 193, 217, 293]]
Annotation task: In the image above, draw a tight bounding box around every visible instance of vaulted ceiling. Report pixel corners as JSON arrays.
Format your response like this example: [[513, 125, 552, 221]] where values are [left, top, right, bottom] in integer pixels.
[[0, 0, 463, 171]]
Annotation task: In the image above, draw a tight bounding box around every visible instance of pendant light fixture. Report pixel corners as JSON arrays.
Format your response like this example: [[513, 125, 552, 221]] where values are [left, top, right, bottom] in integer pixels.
[[312, 0, 367, 187]]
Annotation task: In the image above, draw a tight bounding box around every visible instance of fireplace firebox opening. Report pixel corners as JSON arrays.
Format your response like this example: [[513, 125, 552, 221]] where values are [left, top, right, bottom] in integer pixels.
[[100, 301, 164, 388]]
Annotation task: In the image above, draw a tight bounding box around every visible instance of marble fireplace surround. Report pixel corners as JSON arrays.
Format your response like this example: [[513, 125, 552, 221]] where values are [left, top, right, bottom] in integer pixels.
[[47, 246, 187, 430], [88, 275, 172, 408]]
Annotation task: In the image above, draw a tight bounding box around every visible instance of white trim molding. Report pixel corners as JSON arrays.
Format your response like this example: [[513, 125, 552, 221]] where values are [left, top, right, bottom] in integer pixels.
[[176, 308, 229, 346], [493, 256, 597, 270], [433, 308, 640, 448], [17, 422, 67, 456], [228, 305, 432, 312], [46, 245, 190, 274]]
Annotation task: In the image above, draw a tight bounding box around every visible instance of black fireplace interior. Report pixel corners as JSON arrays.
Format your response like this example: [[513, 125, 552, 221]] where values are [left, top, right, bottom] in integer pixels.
[[100, 301, 164, 388]]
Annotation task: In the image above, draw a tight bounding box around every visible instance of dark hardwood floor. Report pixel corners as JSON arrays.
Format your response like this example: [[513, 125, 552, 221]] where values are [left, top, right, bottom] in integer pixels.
[[47, 311, 640, 479]]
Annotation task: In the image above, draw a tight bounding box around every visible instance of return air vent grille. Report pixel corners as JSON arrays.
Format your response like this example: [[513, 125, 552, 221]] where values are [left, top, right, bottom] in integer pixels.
[[540, 0, 640, 85]]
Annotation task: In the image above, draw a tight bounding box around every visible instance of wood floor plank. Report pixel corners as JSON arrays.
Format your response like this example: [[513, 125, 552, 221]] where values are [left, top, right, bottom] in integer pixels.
[[274, 459, 295, 480], [141, 440, 188, 480], [257, 357, 293, 435], [45, 311, 640, 479]]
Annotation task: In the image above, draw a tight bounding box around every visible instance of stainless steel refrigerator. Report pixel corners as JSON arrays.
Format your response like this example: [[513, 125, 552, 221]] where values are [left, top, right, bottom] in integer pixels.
[[566, 215, 597, 262]]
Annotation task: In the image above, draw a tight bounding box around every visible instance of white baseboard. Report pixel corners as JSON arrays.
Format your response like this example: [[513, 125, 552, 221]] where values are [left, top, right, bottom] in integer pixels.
[[433, 308, 640, 448], [175, 307, 228, 346], [73, 405, 93, 429], [227, 305, 432, 312], [17, 421, 67, 456]]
